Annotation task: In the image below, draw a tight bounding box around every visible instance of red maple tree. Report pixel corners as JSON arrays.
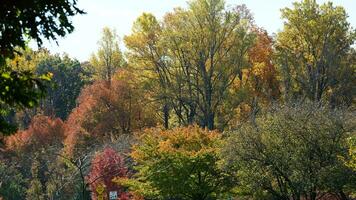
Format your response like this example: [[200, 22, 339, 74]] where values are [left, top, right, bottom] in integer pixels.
[[87, 147, 129, 200]]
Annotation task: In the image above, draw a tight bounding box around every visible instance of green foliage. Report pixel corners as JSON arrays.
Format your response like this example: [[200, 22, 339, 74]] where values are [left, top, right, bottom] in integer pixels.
[[36, 51, 88, 119], [0, 160, 27, 200], [0, 67, 51, 135], [26, 160, 44, 200], [90, 27, 125, 82], [224, 104, 356, 199], [0, 0, 84, 135], [344, 132, 356, 171], [275, 0, 356, 105], [126, 126, 235, 200], [0, 0, 84, 64]]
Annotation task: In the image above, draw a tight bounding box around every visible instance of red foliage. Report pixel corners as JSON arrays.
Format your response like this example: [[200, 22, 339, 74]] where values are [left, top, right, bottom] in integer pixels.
[[87, 147, 129, 200], [6, 115, 65, 152]]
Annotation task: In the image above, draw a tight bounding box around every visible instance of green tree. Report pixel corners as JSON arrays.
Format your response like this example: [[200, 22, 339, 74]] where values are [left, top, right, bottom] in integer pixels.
[[26, 159, 45, 200], [4, 49, 88, 130], [224, 104, 356, 200], [0, 161, 27, 200], [90, 27, 125, 83], [0, 0, 84, 63], [275, 0, 356, 105], [36, 51, 88, 120], [122, 126, 235, 200], [0, 0, 84, 135]]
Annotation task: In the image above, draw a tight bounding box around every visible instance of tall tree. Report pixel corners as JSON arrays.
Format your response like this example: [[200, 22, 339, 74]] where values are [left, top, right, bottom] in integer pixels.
[[124, 13, 170, 128], [125, 0, 255, 130], [228, 28, 280, 127], [64, 70, 157, 159], [90, 27, 125, 83], [275, 0, 356, 105], [177, 1, 254, 130], [35, 51, 88, 120]]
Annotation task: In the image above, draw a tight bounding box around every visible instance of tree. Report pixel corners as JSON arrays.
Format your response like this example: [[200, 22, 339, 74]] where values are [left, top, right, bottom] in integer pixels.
[[347, 137, 356, 170], [4, 114, 97, 199], [5, 116, 67, 198], [223, 104, 356, 200], [35, 51, 88, 120], [0, 0, 84, 63], [45, 155, 89, 200], [124, 126, 235, 200], [90, 27, 125, 83], [6, 115, 65, 152], [64, 70, 156, 158], [0, 67, 51, 135], [125, 1, 255, 130], [124, 13, 170, 129], [0, 160, 27, 200], [87, 147, 129, 200], [26, 159, 45, 200], [1, 48, 48, 130], [0, 0, 84, 135], [227, 28, 280, 127], [5, 49, 89, 130], [275, 0, 356, 105]]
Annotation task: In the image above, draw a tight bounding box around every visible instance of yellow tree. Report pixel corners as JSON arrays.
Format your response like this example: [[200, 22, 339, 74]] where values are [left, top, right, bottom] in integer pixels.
[[124, 13, 170, 128], [125, 0, 255, 130], [90, 27, 125, 83], [229, 28, 280, 125], [275, 0, 355, 105]]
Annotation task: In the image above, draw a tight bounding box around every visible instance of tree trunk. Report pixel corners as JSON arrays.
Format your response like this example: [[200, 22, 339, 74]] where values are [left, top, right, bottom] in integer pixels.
[[206, 111, 214, 130], [338, 190, 349, 200], [163, 103, 169, 129]]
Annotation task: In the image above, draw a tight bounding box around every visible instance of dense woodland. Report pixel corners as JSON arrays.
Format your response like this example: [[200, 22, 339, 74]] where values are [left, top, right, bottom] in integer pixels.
[[0, 0, 355, 199]]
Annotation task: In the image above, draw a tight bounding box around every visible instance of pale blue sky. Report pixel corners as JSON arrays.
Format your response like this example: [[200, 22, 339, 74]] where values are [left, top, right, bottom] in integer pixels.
[[31, 0, 356, 62]]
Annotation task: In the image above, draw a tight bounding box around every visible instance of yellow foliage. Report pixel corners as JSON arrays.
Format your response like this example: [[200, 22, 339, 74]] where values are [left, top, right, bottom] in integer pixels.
[[132, 125, 221, 161]]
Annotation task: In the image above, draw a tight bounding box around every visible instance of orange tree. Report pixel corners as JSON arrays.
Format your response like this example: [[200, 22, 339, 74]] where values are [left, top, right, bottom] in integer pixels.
[[121, 126, 235, 200]]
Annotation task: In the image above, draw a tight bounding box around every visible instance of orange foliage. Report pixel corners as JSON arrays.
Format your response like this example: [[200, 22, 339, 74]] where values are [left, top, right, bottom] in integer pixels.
[[231, 28, 281, 122], [128, 126, 232, 199], [132, 125, 221, 161], [6, 115, 65, 152], [64, 70, 156, 156], [245, 27, 280, 102]]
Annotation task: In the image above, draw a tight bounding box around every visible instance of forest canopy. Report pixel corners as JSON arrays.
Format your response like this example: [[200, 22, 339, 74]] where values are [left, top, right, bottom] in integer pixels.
[[0, 0, 355, 200]]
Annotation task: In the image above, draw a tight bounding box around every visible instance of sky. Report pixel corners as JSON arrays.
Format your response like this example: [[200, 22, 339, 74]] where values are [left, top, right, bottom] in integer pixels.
[[30, 0, 356, 62]]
